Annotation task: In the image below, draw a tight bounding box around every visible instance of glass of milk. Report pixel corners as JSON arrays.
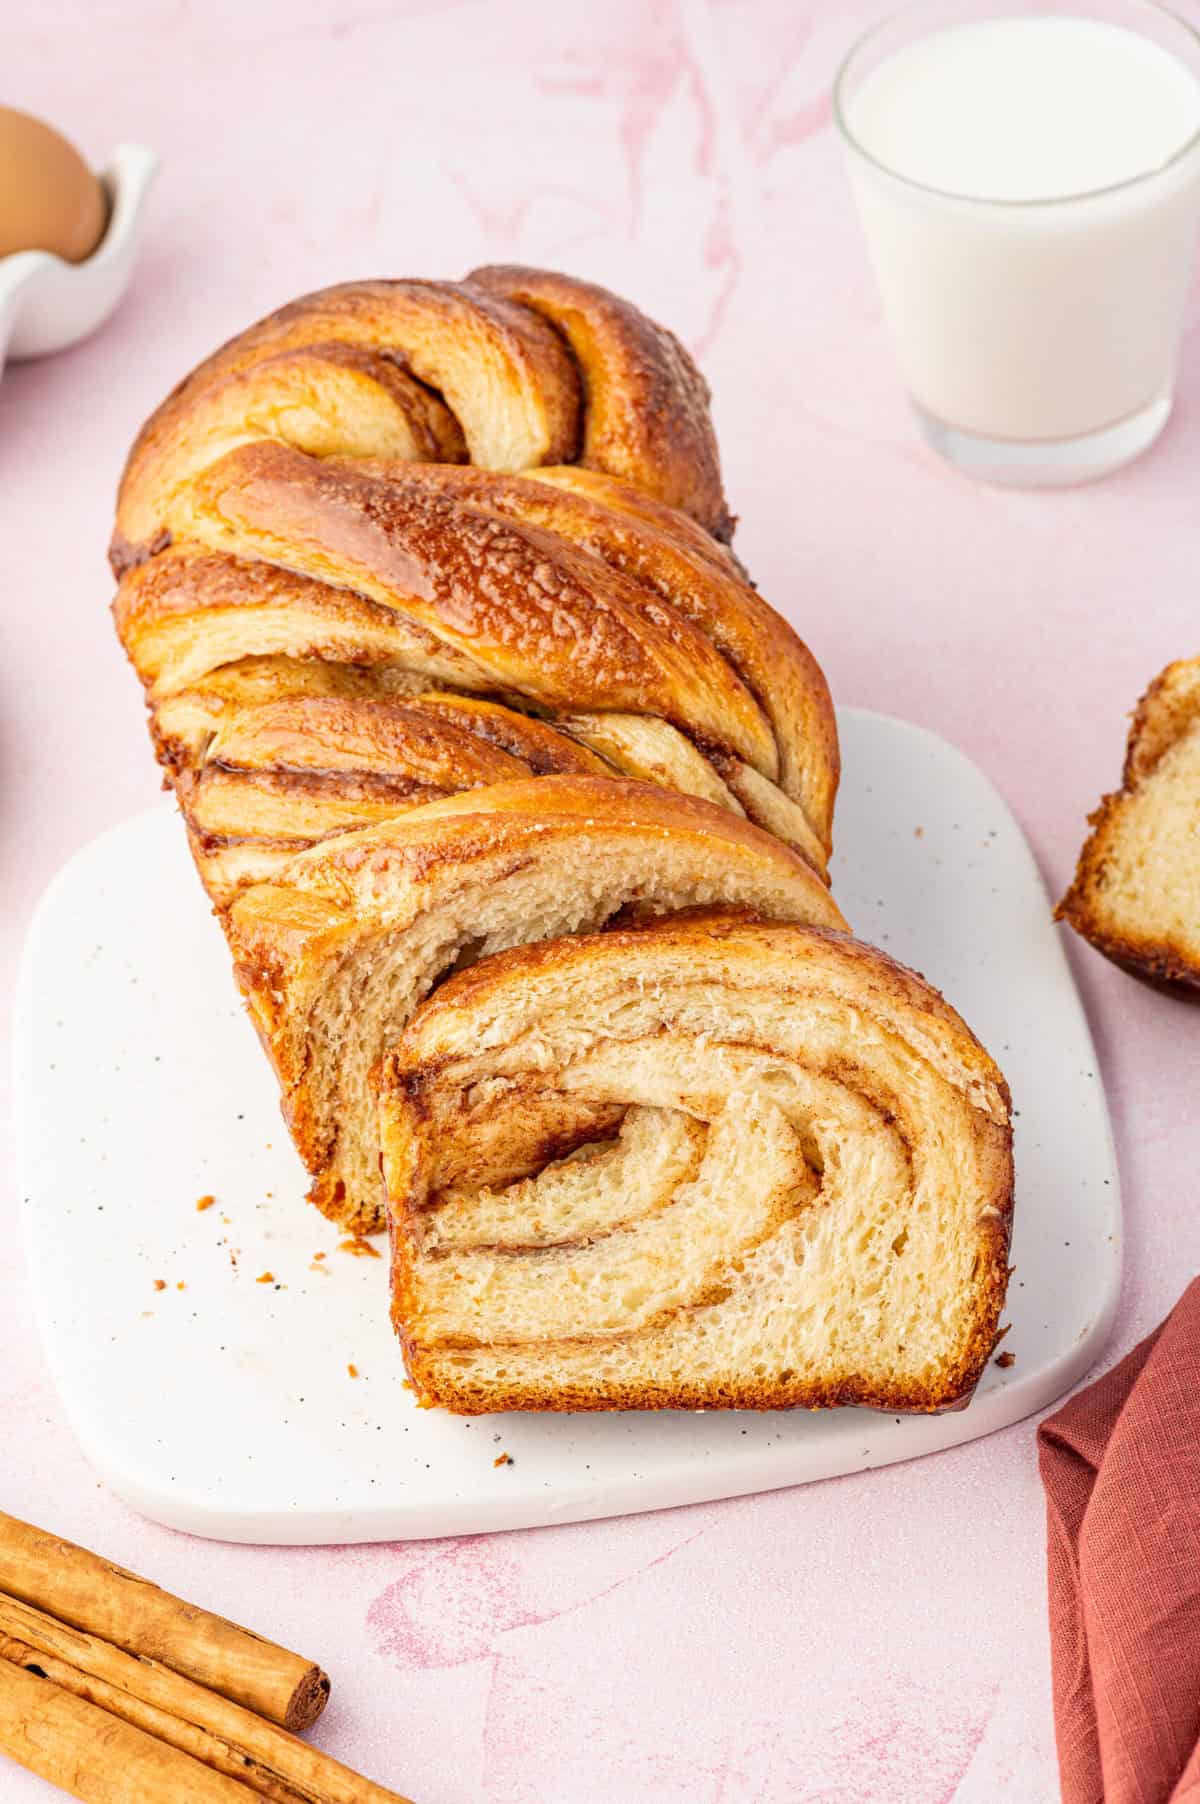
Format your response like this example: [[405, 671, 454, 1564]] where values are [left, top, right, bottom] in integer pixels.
[[836, 0, 1200, 484]]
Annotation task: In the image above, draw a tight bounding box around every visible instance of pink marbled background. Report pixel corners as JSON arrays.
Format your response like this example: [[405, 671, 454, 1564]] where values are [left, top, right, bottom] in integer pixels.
[[3, 3, 1200, 1799]]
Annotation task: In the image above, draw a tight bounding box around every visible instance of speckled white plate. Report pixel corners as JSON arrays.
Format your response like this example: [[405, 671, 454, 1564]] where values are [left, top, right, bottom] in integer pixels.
[[14, 708, 1120, 1544]]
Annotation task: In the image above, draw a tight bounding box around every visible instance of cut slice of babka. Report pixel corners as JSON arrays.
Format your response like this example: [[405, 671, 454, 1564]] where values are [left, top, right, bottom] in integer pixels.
[[376, 913, 1013, 1414], [1058, 657, 1200, 988]]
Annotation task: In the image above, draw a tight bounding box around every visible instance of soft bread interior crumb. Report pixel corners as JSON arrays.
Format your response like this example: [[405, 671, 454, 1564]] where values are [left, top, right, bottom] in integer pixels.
[[428, 1107, 706, 1251], [381, 919, 1013, 1412], [1060, 657, 1200, 986], [1082, 723, 1200, 948], [414, 1099, 812, 1343]]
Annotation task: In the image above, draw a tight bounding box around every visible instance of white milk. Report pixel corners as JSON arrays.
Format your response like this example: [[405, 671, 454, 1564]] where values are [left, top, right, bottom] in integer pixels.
[[841, 14, 1200, 456]]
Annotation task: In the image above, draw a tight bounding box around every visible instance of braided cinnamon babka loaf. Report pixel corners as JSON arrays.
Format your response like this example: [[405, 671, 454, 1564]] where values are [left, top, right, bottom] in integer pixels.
[[112, 268, 845, 1233], [378, 914, 1014, 1413], [112, 268, 1013, 1407]]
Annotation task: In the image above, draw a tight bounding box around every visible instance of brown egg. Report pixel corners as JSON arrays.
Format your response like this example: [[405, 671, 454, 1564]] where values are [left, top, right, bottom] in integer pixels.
[[0, 107, 108, 263]]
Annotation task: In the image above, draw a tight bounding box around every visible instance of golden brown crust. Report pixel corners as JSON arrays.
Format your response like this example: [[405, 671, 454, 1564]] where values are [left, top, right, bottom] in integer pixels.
[[112, 272, 837, 901], [397, 1358, 1000, 1417], [116, 278, 583, 544], [1122, 657, 1200, 783], [1057, 656, 1200, 989], [182, 442, 778, 773], [1063, 921, 1200, 989], [469, 265, 732, 539], [380, 915, 1013, 1414], [358, 459, 838, 843], [114, 415, 838, 895], [174, 691, 607, 906]]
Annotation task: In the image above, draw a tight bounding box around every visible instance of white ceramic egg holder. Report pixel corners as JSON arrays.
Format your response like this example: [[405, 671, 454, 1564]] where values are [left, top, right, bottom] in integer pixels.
[[0, 142, 157, 374]]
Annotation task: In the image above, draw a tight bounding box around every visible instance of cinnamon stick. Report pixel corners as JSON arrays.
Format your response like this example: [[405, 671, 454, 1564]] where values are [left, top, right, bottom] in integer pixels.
[[0, 1656, 258, 1801], [0, 1593, 412, 1804], [0, 1512, 327, 1730]]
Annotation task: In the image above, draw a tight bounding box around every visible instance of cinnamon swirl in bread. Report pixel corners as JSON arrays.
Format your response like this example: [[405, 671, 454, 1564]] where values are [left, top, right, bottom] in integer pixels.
[[377, 914, 1014, 1413], [229, 780, 845, 1235]]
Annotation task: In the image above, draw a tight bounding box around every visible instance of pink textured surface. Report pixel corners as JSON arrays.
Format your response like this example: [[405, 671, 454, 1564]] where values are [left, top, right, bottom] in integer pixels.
[[3, 4, 1199, 1799]]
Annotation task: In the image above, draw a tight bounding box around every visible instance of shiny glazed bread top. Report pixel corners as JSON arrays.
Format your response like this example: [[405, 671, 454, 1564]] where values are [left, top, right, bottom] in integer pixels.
[[111, 267, 839, 910]]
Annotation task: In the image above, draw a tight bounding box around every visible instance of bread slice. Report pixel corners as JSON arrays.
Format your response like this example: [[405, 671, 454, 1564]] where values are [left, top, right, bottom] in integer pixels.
[[1057, 657, 1200, 987], [377, 913, 1013, 1414], [227, 779, 847, 1235]]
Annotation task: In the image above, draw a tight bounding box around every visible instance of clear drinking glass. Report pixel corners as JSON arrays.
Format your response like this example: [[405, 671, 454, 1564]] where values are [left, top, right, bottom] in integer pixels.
[[835, 0, 1200, 485]]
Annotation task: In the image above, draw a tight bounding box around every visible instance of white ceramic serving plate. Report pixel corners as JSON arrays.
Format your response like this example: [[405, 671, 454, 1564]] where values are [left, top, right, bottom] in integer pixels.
[[0, 144, 157, 375], [15, 709, 1120, 1544]]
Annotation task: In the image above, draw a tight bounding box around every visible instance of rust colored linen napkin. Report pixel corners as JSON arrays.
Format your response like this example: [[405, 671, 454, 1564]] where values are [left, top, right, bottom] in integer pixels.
[[1037, 1278, 1200, 1804]]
